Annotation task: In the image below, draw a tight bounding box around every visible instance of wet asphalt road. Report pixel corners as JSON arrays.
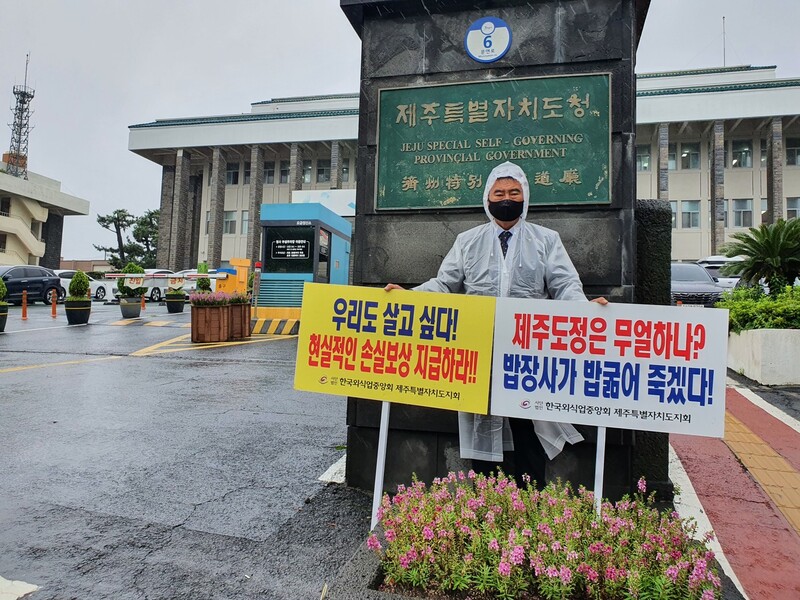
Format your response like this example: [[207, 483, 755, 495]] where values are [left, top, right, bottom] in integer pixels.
[[0, 302, 371, 599]]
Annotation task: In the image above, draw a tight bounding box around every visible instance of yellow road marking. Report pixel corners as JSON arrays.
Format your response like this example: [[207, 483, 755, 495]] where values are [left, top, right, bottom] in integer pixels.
[[144, 321, 172, 327], [0, 355, 121, 374], [130, 333, 295, 356], [130, 334, 190, 356], [111, 319, 140, 326]]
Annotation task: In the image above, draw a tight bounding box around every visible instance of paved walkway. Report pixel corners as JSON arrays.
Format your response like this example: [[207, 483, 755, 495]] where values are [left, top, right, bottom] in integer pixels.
[[672, 380, 800, 600]]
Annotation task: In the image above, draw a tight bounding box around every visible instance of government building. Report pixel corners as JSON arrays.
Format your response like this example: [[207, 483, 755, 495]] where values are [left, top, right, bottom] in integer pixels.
[[128, 65, 800, 270]]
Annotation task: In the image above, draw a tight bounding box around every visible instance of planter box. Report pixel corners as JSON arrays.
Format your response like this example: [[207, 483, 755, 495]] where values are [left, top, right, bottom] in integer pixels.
[[191, 304, 230, 343], [728, 329, 800, 385], [64, 299, 92, 325], [0, 305, 7, 333], [166, 295, 186, 313], [119, 297, 142, 319], [229, 303, 251, 340]]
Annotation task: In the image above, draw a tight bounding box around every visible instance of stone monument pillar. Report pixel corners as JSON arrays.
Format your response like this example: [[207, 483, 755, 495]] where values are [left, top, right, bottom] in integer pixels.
[[341, 0, 655, 500]]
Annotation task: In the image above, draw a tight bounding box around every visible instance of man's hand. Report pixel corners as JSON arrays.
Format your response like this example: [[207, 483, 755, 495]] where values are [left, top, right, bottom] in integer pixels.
[[384, 283, 405, 291], [590, 297, 609, 305]]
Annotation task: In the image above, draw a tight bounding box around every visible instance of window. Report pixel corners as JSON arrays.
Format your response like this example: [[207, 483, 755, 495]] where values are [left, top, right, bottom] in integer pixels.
[[681, 200, 700, 228], [241, 210, 249, 236], [733, 198, 753, 227], [223, 211, 237, 234], [264, 161, 275, 184], [279, 160, 290, 184], [226, 162, 239, 185], [787, 197, 799, 220], [317, 229, 331, 281], [761, 198, 768, 224], [667, 143, 677, 170], [0, 196, 10, 216], [680, 142, 700, 170], [731, 140, 752, 168], [244, 162, 251, 185], [303, 160, 312, 184], [341, 158, 350, 183], [0, 233, 6, 252], [636, 145, 651, 171], [761, 139, 768, 167], [316, 159, 331, 183], [721, 199, 728, 228], [205, 210, 210, 235], [787, 138, 800, 166], [670, 201, 677, 229]]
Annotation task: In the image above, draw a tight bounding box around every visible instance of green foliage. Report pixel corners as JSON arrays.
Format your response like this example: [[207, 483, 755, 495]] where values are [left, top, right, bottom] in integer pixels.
[[166, 288, 185, 297], [196, 262, 211, 292], [716, 285, 800, 333], [67, 270, 91, 299], [370, 472, 721, 600], [0, 276, 7, 304], [720, 219, 800, 298], [94, 209, 160, 269], [117, 262, 146, 298], [247, 271, 255, 293]]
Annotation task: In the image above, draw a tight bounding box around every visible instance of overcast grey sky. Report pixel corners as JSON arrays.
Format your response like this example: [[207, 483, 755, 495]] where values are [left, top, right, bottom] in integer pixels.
[[1, 0, 798, 260]]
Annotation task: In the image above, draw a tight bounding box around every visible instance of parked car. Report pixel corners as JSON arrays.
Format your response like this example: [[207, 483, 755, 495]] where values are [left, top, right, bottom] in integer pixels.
[[54, 269, 116, 300], [142, 269, 174, 302], [172, 269, 218, 294], [671, 263, 726, 307], [0, 265, 63, 305], [695, 255, 743, 290]]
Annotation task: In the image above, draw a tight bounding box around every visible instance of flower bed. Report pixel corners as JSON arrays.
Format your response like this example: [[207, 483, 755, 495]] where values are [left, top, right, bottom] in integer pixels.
[[362, 472, 720, 600]]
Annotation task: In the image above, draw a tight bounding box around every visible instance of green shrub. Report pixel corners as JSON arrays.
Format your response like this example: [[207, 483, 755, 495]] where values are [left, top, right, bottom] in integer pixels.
[[166, 288, 185, 297], [117, 262, 146, 297], [716, 285, 800, 333], [67, 270, 91, 300], [197, 262, 211, 292], [0, 277, 7, 304]]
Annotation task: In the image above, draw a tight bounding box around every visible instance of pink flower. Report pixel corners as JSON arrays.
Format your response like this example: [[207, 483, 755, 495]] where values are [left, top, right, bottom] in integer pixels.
[[637, 477, 647, 493], [510, 545, 525, 565], [422, 526, 434, 540], [488, 538, 500, 551], [384, 529, 396, 542], [559, 565, 572, 584], [498, 561, 511, 577], [464, 553, 473, 563], [701, 590, 715, 600], [366, 534, 381, 551]]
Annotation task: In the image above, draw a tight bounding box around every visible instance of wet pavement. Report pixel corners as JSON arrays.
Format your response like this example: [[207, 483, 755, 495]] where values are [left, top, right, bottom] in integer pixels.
[[1, 302, 799, 599]]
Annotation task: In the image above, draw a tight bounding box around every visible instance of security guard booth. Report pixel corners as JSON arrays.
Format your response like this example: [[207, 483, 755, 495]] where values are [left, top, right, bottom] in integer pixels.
[[252, 202, 352, 334]]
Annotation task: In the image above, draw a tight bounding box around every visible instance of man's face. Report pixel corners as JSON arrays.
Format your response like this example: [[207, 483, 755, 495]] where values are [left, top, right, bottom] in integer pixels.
[[488, 178, 524, 204]]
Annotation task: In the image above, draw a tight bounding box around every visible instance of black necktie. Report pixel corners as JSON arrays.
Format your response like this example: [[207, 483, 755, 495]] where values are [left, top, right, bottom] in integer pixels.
[[499, 231, 512, 258]]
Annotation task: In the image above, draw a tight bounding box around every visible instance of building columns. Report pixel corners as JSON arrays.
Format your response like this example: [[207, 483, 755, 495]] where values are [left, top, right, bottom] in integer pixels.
[[186, 174, 202, 269], [289, 143, 304, 191], [247, 146, 264, 264], [766, 117, 784, 224], [40, 212, 63, 269], [710, 120, 725, 254], [330, 140, 342, 189], [156, 165, 175, 269], [657, 123, 669, 201], [169, 149, 191, 270], [207, 147, 226, 269]]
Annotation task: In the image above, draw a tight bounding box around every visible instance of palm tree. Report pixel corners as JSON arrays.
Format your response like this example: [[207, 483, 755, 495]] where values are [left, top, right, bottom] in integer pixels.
[[720, 219, 800, 296]]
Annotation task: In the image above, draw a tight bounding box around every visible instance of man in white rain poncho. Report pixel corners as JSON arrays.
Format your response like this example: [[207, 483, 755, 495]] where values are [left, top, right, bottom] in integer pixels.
[[385, 161, 607, 484]]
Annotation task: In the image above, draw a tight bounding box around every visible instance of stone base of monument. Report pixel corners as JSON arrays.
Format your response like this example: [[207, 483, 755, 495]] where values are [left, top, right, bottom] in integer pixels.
[[346, 399, 671, 502]]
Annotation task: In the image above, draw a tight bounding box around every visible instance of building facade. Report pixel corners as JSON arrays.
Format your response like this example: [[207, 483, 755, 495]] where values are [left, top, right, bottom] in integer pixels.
[[129, 65, 800, 270], [0, 163, 90, 268]]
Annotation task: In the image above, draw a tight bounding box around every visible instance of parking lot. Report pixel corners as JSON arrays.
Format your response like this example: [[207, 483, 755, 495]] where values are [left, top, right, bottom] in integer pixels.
[[0, 302, 371, 599]]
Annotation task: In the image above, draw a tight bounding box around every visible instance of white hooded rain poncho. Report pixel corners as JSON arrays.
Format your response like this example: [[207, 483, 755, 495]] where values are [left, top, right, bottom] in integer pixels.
[[414, 161, 585, 462]]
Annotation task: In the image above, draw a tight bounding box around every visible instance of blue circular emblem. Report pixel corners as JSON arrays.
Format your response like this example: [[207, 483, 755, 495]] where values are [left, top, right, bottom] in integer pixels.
[[464, 17, 512, 63]]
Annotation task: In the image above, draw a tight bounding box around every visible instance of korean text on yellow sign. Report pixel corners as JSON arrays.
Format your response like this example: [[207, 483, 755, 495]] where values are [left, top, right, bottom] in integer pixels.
[[295, 283, 495, 414]]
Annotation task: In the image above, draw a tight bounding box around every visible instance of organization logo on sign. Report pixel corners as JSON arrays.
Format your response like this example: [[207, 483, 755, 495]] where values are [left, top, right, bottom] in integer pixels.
[[464, 17, 512, 63]]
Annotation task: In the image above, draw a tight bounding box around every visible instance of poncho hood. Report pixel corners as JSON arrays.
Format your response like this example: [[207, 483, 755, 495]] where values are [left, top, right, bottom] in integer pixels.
[[482, 161, 530, 224]]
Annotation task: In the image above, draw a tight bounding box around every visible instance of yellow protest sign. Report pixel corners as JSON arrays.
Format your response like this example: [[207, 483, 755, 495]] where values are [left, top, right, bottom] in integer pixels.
[[295, 283, 495, 414]]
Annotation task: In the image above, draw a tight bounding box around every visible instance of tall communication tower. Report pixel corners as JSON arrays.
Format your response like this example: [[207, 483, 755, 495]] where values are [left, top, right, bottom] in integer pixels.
[[6, 54, 35, 179]]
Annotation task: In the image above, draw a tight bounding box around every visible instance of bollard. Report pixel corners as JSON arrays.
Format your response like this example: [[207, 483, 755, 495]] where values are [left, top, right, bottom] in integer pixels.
[[51, 289, 57, 318], [88, 287, 92, 300], [141, 294, 146, 311], [22, 290, 28, 320]]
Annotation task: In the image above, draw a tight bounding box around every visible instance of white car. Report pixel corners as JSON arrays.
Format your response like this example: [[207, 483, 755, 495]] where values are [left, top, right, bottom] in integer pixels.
[[54, 269, 116, 301], [696, 256, 743, 290], [142, 269, 174, 302], [172, 269, 218, 294]]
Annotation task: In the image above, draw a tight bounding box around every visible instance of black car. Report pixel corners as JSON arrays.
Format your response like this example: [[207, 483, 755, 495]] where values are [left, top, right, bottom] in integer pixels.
[[0, 265, 63, 305], [670, 263, 725, 307]]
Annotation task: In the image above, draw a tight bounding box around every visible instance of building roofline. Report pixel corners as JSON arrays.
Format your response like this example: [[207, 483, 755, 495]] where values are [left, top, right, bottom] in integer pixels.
[[129, 108, 359, 129], [636, 65, 776, 79], [252, 93, 359, 105], [636, 78, 800, 97]]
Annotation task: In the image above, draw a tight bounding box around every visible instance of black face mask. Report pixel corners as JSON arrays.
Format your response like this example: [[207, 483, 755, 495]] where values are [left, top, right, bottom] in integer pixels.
[[487, 199, 524, 222]]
